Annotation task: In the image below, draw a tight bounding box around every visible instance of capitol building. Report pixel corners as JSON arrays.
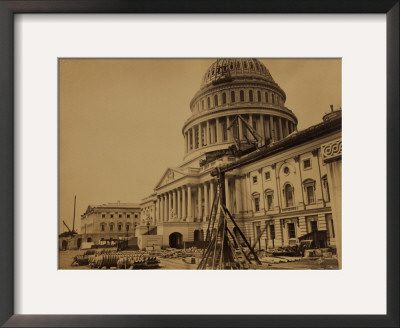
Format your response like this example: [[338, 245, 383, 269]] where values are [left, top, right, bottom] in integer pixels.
[[138, 59, 342, 261]]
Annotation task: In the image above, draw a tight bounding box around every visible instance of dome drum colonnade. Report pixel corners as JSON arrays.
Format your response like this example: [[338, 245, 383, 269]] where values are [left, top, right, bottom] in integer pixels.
[[182, 59, 298, 160]]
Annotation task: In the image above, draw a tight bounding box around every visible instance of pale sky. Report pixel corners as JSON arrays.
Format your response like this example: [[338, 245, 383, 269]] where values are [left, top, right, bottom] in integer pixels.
[[59, 59, 341, 233]]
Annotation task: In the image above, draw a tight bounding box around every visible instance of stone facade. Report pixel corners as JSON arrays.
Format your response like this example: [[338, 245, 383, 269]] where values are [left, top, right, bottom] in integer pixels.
[[139, 59, 341, 251], [80, 203, 141, 243]]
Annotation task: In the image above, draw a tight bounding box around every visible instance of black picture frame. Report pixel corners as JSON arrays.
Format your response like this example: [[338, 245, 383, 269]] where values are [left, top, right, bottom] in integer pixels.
[[0, 1, 398, 327]]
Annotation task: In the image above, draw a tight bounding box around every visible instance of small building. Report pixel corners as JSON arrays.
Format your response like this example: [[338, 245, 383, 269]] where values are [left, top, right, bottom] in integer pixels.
[[80, 202, 141, 244]]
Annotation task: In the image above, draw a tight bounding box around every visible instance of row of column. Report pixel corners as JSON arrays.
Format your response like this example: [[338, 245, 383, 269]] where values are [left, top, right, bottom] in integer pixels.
[[156, 181, 216, 223], [184, 114, 296, 154]]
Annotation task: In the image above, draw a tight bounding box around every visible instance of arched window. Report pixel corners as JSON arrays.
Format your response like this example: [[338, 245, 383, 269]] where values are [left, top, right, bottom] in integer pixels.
[[240, 90, 245, 102], [109, 223, 114, 231], [284, 184, 294, 207], [257, 90, 261, 102], [231, 91, 235, 103], [214, 94, 218, 107], [222, 92, 226, 104], [101, 223, 106, 232], [249, 90, 253, 102], [265, 92, 269, 102], [118, 223, 122, 231], [207, 97, 211, 109]]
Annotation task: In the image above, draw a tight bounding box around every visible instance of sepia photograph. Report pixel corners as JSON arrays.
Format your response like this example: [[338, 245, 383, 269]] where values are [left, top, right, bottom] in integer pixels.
[[59, 58, 342, 270]]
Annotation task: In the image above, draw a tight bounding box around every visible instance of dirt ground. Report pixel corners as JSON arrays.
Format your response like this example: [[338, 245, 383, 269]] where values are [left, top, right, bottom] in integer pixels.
[[58, 250, 339, 270]]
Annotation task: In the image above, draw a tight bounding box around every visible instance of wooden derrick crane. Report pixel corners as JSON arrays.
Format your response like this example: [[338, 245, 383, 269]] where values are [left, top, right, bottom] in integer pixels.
[[197, 167, 261, 270], [227, 115, 265, 153], [59, 195, 78, 238]]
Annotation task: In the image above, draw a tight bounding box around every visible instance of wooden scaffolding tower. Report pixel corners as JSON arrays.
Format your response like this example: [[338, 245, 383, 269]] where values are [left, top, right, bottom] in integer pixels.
[[197, 167, 261, 270]]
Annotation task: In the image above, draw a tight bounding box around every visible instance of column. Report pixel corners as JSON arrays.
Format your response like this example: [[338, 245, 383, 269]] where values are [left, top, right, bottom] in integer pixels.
[[260, 115, 265, 145], [187, 185, 192, 221], [225, 176, 231, 211], [226, 116, 231, 142], [285, 119, 289, 137], [204, 183, 209, 221], [155, 197, 159, 223], [235, 177, 242, 215], [191, 127, 195, 149], [238, 117, 243, 141], [206, 120, 209, 146], [278, 117, 283, 140], [177, 188, 181, 220], [209, 180, 215, 215], [163, 194, 167, 222], [158, 195, 164, 222], [182, 186, 186, 220], [184, 132, 187, 154], [265, 115, 270, 140], [198, 184, 202, 221], [173, 189, 177, 220], [168, 192, 172, 221], [241, 176, 248, 212], [269, 116, 274, 141], [321, 139, 342, 269], [216, 118, 221, 143], [249, 114, 253, 139]]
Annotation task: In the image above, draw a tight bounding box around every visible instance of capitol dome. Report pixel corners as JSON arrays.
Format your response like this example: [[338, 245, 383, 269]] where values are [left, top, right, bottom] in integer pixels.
[[182, 58, 298, 162], [200, 59, 275, 89]]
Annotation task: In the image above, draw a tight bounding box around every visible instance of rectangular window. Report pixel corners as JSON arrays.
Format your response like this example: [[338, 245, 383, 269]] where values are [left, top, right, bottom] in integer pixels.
[[102, 214, 105, 218], [127, 214, 130, 218], [267, 194, 273, 210], [135, 214, 138, 218], [311, 221, 318, 232], [126, 225, 130, 231], [110, 225, 113, 231], [331, 219, 335, 238], [288, 223, 296, 238], [119, 214, 122, 218], [101, 224, 105, 232], [303, 159, 311, 169], [269, 224, 275, 239], [118, 224, 122, 231], [252, 176, 258, 184], [307, 186, 315, 204], [110, 214, 114, 218], [254, 197, 260, 212], [265, 171, 270, 180]]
